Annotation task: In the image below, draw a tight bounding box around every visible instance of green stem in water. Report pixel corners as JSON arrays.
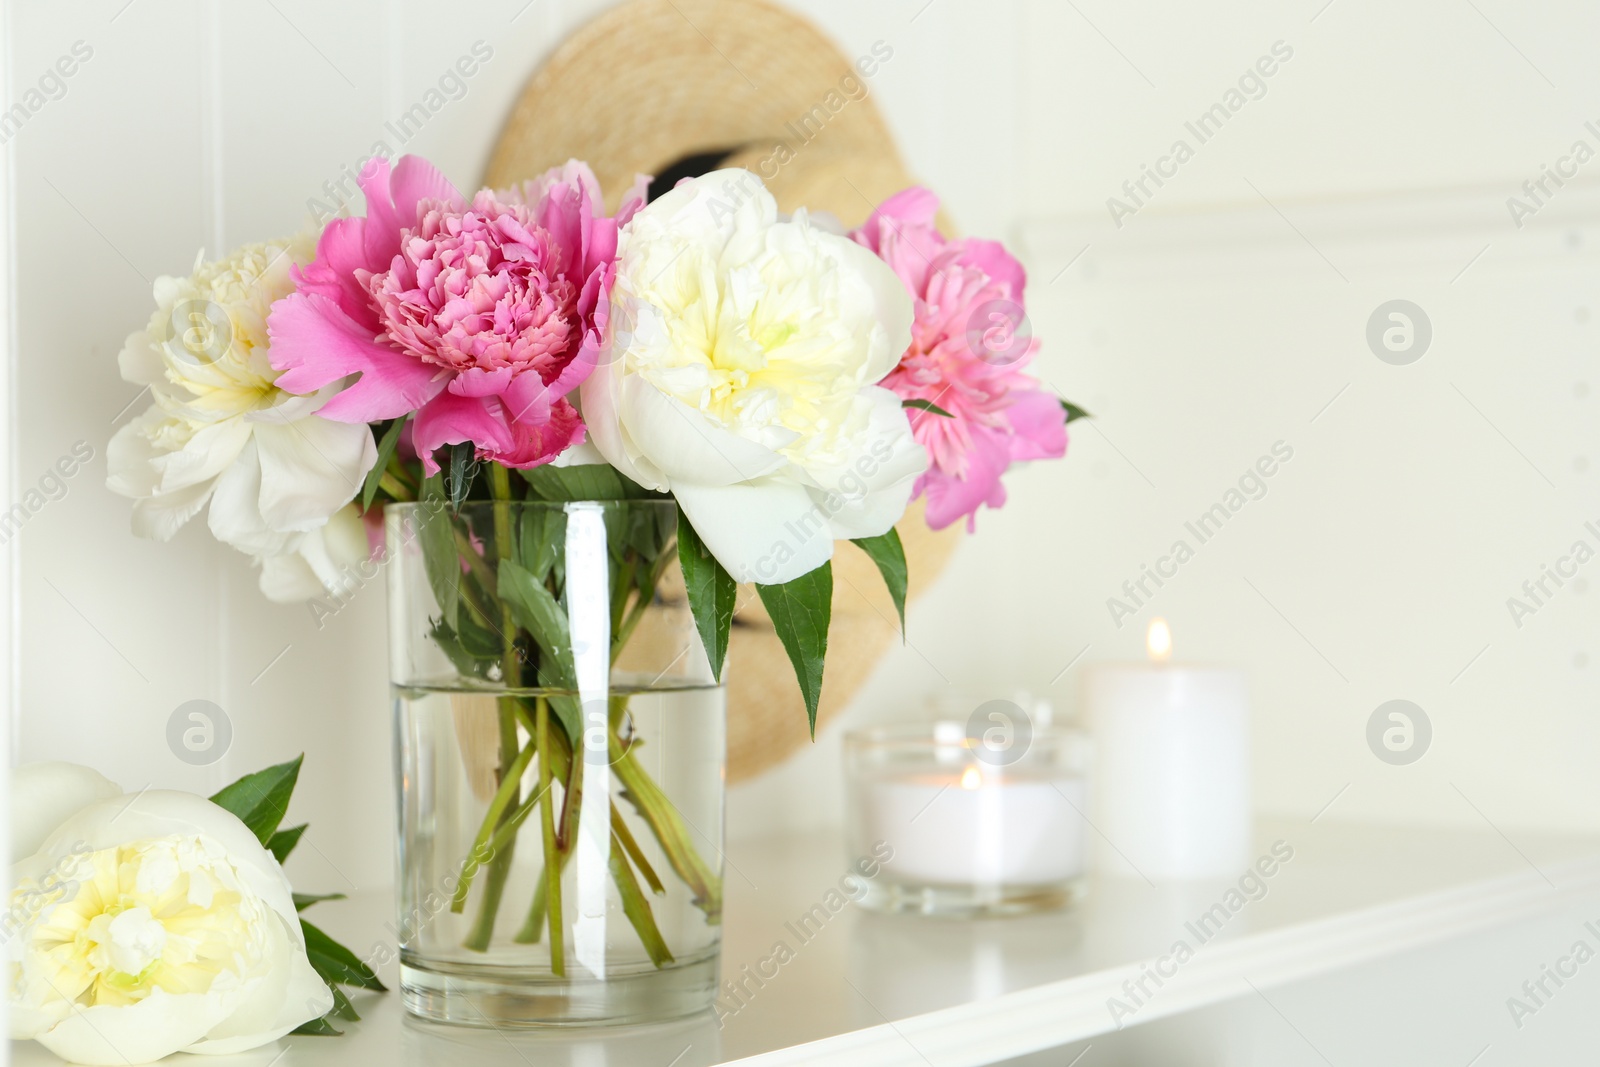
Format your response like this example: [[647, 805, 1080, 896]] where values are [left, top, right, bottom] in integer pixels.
[[612, 736, 723, 923], [508, 711, 668, 947], [557, 726, 584, 852], [461, 465, 523, 953], [611, 832, 673, 967], [513, 712, 570, 944], [448, 526, 720, 965], [449, 739, 536, 913], [611, 800, 665, 895], [535, 696, 565, 974]]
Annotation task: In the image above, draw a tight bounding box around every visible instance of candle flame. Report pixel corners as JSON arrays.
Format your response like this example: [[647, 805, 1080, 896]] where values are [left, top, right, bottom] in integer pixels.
[[1147, 617, 1173, 663], [959, 764, 983, 790]]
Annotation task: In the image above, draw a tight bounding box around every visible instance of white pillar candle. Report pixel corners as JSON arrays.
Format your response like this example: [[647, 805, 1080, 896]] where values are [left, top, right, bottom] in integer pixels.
[[1086, 619, 1250, 880]]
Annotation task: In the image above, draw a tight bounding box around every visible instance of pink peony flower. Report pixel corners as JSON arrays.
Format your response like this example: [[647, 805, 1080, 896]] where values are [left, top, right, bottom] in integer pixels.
[[267, 156, 647, 474], [851, 188, 1067, 531]]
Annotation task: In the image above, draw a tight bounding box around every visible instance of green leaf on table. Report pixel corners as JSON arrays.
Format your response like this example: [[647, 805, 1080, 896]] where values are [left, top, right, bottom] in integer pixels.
[[328, 984, 362, 1022], [292, 1014, 343, 1037], [851, 529, 908, 635], [903, 398, 954, 418], [756, 562, 833, 735], [678, 513, 735, 682], [360, 417, 407, 512], [448, 442, 476, 511], [419, 475, 461, 624], [302, 918, 386, 991], [1061, 399, 1091, 423], [209, 755, 302, 846], [293, 891, 346, 911], [267, 823, 307, 864], [209, 759, 381, 1038]]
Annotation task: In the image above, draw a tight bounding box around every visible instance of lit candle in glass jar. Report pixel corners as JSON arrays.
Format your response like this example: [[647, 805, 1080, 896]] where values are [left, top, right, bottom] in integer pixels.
[[843, 719, 1089, 917]]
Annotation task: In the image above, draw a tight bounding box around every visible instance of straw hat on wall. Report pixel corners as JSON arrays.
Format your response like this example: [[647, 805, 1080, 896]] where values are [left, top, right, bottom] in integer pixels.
[[485, 0, 962, 782]]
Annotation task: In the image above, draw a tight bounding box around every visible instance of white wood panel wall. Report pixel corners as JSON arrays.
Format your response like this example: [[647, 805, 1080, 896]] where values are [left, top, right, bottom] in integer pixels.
[[7, 0, 1596, 891]]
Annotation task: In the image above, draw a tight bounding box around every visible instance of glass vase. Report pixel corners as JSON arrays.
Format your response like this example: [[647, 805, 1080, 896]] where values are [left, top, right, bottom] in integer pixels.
[[386, 498, 725, 1027]]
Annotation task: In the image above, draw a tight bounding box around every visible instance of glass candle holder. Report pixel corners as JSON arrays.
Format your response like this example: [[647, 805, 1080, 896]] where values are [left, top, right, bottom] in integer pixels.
[[843, 721, 1091, 918]]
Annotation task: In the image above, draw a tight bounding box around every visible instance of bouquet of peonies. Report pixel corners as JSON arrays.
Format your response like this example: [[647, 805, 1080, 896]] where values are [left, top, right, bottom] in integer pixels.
[[107, 155, 1078, 971]]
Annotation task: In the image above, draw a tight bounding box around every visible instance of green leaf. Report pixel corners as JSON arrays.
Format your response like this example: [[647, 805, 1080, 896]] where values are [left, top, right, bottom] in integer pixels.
[[448, 442, 476, 510], [545, 693, 583, 745], [1061, 399, 1091, 423], [360, 417, 407, 512], [756, 562, 833, 735], [495, 559, 583, 739], [678, 513, 735, 682], [622, 503, 665, 559], [209, 756, 302, 846], [302, 918, 386, 991], [293, 892, 346, 911], [519, 463, 627, 502], [851, 529, 908, 635], [292, 1014, 343, 1037], [428, 618, 483, 678], [419, 476, 461, 624], [267, 823, 307, 864], [519, 507, 563, 582], [328, 984, 361, 1022], [519, 463, 665, 503], [497, 559, 573, 679], [903, 398, 954, 418], [454, 594, 507, 660]]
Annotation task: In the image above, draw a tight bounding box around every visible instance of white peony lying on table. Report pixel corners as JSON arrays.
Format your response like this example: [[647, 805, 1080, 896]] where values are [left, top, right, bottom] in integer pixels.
[[7, 764, 332, 1065]]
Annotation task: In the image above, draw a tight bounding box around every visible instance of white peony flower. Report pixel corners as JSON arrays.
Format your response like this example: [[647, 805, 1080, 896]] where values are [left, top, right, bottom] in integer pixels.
[[253, 501, 372, 603], [583, 168, 927, 584], [107, 238, 378, 602], [7, 779, 332, 1064], [9, 763, 121, 860]]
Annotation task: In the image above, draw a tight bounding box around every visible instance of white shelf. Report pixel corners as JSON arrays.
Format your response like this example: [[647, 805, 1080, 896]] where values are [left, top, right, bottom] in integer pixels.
[[13, 819, 1600, 1067]]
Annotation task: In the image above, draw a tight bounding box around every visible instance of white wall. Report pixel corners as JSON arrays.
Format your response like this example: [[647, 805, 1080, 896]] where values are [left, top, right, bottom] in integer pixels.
[[6, 0, 1597, 895]]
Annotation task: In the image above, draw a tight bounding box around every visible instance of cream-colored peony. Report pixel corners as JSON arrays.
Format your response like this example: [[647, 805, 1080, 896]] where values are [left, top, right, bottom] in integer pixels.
[[583, 169, 926, 584], [9, 762, 120, 859], [107, 238, 377, 601], [7, 775, 331, 1064]]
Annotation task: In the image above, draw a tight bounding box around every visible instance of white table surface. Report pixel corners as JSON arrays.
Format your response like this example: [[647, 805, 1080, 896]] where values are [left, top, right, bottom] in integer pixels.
[[14, 818, 1600, 1067]]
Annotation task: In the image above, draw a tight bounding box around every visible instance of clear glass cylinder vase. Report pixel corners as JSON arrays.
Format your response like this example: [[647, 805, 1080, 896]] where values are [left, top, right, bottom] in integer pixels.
[[386, 498, 725, 1027]]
